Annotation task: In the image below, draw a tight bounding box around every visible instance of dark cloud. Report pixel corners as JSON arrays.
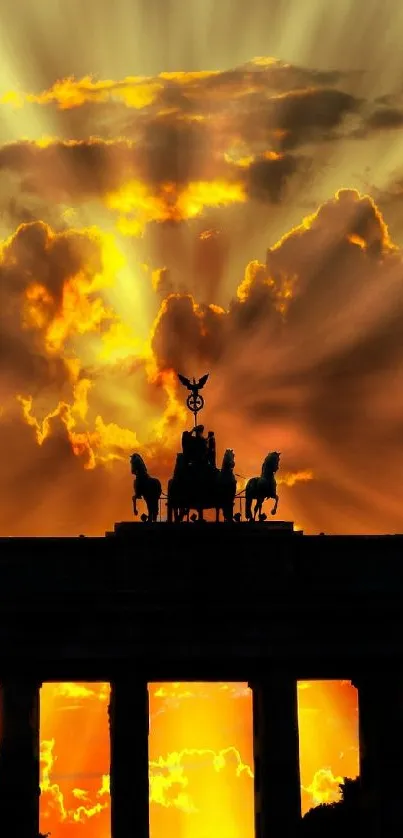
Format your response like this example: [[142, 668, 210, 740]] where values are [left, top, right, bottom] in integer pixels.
[[151, 294, 227, 372], [0, 60, 365, 213], [0, 135, 304, 219], [348, 93, 403, 138], [203, 60, 346, 95], [371, 180, 403, 245], [0, 220, 109, 400], [355, 108, 403, 138], [0, 410, 130, 536], [152, 267, 175, 298], [0, 139, 138, 202], [138, 116, 211, 185], [150, 258, 284, 380], [149, 188, 403, 532], [1, 220, 103, 305], [246, 153, 300, 201], [244, 88, 360, 150], [363, 106, 403, 131], [192, 229, 229, 304]]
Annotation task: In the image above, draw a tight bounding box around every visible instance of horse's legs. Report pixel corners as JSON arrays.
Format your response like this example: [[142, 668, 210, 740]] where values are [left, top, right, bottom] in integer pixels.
[[253, 500, 260, 521], [147, 500, 159, 521], [246, 500, 253, 521], [223, 505, 233, 522], [271, 495, 279, 515], [245, 481, 254, 520], [215, 507, 220, 523]]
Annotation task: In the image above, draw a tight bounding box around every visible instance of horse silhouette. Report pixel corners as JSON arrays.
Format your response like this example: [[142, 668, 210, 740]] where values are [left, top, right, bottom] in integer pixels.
[[245, 451, 280, 521], [130, 453, 162, 522]]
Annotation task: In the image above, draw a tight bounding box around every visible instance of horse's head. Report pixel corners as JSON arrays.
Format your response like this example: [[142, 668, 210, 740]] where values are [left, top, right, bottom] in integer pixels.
[[130, 452, 145, 475], [222, 448, 235, 471], [263, 451, 281, 477]]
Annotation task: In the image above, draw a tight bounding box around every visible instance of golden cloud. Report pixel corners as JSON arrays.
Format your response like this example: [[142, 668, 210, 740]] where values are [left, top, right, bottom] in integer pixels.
[[303, 767, 344, 806], [0, 60, 350, 117], [1, 76, 164, 110], [53, 683, 109, 702], [105, 178, 246, 235], [279, 470, 314, 487], [0, 57, 368, 235], [40, 739, 109, 826], [40, 737, 253, 826], [149, 746, 253, 812]]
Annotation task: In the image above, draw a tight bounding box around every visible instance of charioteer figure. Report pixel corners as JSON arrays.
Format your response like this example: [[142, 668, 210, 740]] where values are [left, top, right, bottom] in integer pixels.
[[193, 425, 209, 465], [207, 431, 216, 469], [182, 425, 209, 468]]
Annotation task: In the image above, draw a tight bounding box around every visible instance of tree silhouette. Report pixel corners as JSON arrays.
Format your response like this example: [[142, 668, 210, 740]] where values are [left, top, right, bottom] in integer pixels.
[[299, 777, 360, 836]]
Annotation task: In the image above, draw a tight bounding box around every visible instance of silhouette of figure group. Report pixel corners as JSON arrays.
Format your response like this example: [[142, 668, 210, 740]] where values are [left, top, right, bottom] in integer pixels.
[[181, 425, 216, 470], [129, 368, 281, 522]]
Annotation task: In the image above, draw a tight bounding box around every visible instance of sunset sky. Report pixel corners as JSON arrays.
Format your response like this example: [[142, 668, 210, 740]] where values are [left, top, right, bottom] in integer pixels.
[[39, 680, 359, 837], [1, 0, 401, 834]]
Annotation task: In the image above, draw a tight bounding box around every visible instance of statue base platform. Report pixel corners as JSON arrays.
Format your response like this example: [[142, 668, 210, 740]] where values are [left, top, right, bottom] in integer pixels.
[[107, 520, 301, 537]]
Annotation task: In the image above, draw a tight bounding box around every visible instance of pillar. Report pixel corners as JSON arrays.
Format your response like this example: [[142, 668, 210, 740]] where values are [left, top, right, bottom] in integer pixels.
[[249, 676, 301, 838], [353, 675, 403, 835], [109, 678, 149, 838], [0, 679, 41, 838]]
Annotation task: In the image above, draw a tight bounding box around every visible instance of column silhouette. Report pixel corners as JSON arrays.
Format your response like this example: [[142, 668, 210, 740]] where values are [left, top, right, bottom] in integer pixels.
[[249, 677, 301, 838], [0, 679, 41, 838], [353, 674, 403, 835], [109, 678, 150, 838]]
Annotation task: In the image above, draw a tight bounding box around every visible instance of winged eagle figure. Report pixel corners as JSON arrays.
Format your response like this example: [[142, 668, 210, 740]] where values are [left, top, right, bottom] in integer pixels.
[[177, 373, 209, 394]]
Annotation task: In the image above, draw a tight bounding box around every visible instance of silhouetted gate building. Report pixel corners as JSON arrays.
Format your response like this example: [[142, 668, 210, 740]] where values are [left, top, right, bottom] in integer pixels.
[[1, 521, 403, 838]]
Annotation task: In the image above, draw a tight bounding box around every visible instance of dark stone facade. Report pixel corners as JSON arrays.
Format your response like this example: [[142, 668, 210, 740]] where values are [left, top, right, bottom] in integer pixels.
[[1, 522, 403, 837]]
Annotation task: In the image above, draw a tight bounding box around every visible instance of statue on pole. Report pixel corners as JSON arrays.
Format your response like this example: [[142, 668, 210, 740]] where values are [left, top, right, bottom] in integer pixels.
[[177, 373, 209, 427], [165, 372, 236, 521], [177, 373, 210, 472]]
